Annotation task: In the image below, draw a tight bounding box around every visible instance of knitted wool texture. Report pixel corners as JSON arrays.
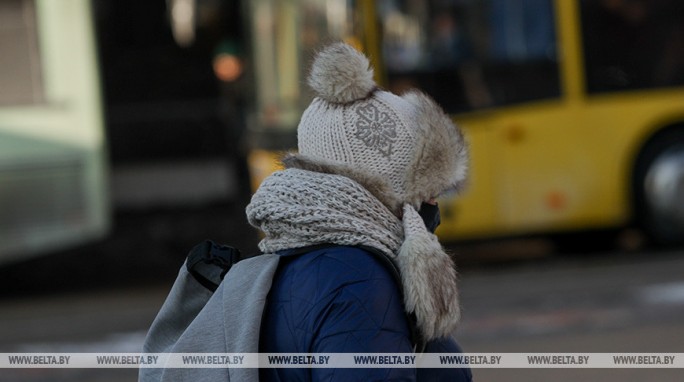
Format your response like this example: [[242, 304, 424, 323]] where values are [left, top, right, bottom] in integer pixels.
[[246, 168, 403, 257], [296, 42, 468, 211], [298, 92, 418, 204]]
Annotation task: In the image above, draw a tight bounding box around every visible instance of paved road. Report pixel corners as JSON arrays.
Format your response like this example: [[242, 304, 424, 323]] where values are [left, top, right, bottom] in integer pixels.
[[1, 242, 683, 381], [455, 247, 684, 381]]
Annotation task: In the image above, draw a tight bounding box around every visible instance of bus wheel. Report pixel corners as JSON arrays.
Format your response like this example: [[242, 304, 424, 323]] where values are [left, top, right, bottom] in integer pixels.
[[634, 129, 684, 246]]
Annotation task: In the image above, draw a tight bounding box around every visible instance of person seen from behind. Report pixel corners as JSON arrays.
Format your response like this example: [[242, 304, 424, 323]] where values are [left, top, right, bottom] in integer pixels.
[[247, 42, 472, 381]]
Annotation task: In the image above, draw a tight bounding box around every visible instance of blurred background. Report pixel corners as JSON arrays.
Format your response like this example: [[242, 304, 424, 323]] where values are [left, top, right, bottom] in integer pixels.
[[1, 0, 683, 380]]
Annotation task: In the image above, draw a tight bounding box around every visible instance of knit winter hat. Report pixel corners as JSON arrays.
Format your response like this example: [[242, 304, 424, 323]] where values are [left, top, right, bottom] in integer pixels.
[[284, 42, 468, 215]]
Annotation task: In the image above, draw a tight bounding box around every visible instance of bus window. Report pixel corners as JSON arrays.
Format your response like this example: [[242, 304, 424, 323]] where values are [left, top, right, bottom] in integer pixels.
[[376, 0, 560, 113], [580, 0, 684, 93], [0, 0, 43, 105]]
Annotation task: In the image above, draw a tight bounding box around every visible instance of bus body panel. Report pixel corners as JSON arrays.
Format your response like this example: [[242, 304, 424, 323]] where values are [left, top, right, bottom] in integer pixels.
[[440, 89, 684, 240], [0, 0, 109, 262]]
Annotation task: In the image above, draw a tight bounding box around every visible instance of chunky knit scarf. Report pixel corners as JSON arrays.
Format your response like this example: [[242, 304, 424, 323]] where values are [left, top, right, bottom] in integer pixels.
[[247, 168, 403, 257], [246, 168, 460, 341]]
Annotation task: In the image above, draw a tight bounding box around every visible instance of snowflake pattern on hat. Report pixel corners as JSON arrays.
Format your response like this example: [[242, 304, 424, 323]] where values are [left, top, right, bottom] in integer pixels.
[[354, 103, 397, 158]]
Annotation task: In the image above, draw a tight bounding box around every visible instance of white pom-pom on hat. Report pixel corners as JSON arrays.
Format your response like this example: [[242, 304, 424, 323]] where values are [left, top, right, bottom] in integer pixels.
[[308, 42, 376, 104]]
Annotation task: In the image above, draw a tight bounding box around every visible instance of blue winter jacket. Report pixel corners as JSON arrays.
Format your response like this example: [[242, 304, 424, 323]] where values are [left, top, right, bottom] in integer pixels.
[[259, 245, 473, 381]]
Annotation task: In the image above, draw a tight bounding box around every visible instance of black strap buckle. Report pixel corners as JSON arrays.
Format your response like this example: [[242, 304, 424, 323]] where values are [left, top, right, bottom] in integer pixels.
[[186, 240, 241, 292]]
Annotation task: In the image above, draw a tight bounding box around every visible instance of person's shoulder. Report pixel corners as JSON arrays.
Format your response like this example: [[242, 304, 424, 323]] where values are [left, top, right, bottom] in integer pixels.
[[276, 245, 399, 297], [289, 245, 393, 279]]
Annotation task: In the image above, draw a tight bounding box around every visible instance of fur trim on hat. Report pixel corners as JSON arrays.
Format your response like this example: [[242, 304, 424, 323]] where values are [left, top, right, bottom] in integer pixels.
[[282, 153, 403, 216], [397, 204, 461, 340], [308, 42, 376, 104], [401, 91, 469, 207]]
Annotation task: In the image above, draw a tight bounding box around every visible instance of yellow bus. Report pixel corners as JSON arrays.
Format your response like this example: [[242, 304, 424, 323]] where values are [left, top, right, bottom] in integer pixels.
[[0, 0, 109, 262], [244, 0, 684, 245]]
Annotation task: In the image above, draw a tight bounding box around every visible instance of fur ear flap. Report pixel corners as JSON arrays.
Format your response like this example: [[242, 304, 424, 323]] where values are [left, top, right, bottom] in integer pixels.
[[401, 91, 469, 204], [396, 204, 461, 340]]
